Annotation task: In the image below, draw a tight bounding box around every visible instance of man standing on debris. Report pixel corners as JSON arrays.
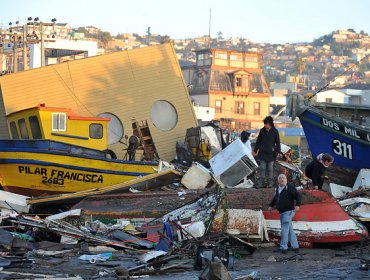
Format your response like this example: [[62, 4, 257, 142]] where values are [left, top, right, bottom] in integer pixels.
[[268, 173, 301, 254], [305, 153, 334, 190], [253, 116, 281, 188]]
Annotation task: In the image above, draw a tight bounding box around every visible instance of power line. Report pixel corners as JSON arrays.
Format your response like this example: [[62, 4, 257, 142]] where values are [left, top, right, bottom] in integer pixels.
[[310, 53, 370, 100]]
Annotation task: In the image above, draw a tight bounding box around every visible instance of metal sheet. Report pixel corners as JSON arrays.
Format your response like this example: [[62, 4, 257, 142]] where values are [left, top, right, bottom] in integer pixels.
[[212, 209, 265, 238]]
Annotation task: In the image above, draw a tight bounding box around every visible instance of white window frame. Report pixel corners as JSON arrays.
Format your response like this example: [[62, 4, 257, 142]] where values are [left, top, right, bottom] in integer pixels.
[[52, 113, 67, 132]]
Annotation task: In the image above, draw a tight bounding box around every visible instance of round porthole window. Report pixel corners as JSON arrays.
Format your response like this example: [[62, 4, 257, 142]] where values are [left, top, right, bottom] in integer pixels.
[[150, 100, 178, 131], [97, 112, 124, 145]]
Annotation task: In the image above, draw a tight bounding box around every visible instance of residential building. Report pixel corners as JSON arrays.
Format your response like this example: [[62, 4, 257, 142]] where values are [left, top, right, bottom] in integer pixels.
[[270, 82, 297, 107], [341, 84, 370, 106], [193, 104, 215, 122], [182, 48, 270, 131], [84, 26, 101, 35], [29, 39, 98, 68], [315, 89, 348, 104]]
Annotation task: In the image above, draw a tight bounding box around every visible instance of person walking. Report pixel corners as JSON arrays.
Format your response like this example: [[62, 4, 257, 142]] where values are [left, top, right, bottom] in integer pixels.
[[268, 173, 301, 254], [253, 116, 280, 188], [305, 153, 334, 190], [240, 130, 252, 154]]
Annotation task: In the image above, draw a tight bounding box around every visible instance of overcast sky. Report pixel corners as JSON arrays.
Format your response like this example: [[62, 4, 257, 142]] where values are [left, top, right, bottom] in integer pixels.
[[1, 0, 369, 43]]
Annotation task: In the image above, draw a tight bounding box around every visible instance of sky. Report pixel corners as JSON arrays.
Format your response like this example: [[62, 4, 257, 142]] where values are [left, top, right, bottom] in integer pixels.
[[0, 0, 370, 44]]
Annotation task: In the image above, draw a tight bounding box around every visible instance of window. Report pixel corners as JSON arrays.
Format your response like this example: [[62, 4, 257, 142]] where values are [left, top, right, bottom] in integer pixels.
[[9, 121, 19, 139], [325, 98, 333, 103], [215, 100, 222, 113], [215, 52, 228, 60], [98, 112, 124, 145], [254, 102, 261, 115], [236, 77, 242, 87], [235, 101, 245, 114], [230, 54, 242, 61], [29, 116, 42, 139], [197, 53, 209, 60], [18, 118, 29, 139], [90, 124, 103, 139], [150, 100, 178, 131], [52, 113, 66, 131], [245, 55, 258, 62]]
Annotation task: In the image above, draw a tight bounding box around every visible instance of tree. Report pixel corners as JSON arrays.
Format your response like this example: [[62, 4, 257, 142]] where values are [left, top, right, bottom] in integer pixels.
[[99, 31, 112, 45], [161, 35, 171, 43], [146, 27, 151, 37], [116, 33, 125, 39], [217, 31, 223, 40], [295, 58, 305, 75]]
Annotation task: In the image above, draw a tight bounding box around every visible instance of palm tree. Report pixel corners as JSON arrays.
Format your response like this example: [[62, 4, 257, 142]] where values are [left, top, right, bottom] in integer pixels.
[[295, 58, 305, 75]]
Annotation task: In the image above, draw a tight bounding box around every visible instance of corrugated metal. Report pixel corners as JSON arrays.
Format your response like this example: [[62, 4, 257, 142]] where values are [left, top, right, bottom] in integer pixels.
[[0, 43, 198, 161]]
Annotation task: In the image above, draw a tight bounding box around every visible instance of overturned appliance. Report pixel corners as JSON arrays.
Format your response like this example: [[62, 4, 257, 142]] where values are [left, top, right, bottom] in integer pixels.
[[353, 169, 370, 191], [210, 139, 258, 187]]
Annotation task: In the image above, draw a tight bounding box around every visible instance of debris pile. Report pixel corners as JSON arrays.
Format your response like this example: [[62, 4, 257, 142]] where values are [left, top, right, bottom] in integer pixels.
[[0, 139, 368, 277]]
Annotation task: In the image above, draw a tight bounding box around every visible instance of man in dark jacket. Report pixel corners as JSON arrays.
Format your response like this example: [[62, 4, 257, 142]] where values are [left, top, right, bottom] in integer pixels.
[[253, 116, 280, 188], [305, 153, 334, 189], [268, 174, 301, 253]]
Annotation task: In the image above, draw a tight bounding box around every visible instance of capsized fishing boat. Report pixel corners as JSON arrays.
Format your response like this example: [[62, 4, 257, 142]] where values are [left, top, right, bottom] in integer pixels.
[[289, 95, 370, 185], [222, 188, 367, 248], [66, 188, 367, 248], [263, 190, 367, 248], [0, 104, 158, 196]]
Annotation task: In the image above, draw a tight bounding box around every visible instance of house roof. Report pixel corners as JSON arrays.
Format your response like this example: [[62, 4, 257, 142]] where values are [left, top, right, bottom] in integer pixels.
[[193, 48, 261, 55], [341, 83, 370, 90], [179, 60, 195, 68]]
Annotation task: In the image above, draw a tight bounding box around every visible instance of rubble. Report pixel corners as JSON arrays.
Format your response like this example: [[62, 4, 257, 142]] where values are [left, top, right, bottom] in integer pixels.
[[0, 139, 368, 278]]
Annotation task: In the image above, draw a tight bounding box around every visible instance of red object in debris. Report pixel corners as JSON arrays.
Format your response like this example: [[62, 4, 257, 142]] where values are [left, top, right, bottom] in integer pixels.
[[263, 190, 368, 248]]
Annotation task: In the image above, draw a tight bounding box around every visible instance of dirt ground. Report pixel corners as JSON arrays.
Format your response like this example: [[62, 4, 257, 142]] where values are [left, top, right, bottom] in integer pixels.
[[1, 244, 369, 279], [151, 245, 370, 280]]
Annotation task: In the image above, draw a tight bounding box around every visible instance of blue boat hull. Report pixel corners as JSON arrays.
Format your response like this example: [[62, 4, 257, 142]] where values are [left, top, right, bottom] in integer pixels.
[[299, 109, 370, 170]]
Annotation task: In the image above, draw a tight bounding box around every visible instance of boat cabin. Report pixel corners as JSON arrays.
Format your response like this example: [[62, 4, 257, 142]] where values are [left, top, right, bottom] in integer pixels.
[[6, 104, 110, 151]]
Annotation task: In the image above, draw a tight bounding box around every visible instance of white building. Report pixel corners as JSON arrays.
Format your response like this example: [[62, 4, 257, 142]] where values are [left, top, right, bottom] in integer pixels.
[[193, 104, 215, 122], [29, 39, 98, 68], [341, 84, 370, 106], [315, 89, 350, 104]]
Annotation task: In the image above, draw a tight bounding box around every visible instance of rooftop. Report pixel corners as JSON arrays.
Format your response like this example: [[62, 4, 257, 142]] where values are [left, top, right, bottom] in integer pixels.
[[194, 48, 261, 55], [341, 83, 370, 90]]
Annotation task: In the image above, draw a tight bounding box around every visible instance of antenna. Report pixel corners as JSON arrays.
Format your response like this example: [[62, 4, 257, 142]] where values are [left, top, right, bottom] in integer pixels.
[[208, 8, 212, 48]]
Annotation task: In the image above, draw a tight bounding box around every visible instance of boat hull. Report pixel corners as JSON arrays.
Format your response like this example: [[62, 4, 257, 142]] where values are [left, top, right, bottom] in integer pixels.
[[71, 188, 367, 248], [0, 140, 158, 196], [263, 190, 367, 248], [299, 108, 370, 170]]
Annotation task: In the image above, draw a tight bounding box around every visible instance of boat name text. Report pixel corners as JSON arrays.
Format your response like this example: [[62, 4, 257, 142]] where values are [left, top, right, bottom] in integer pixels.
[[321, 117, 370, 142], [17, 166, 104, 184]]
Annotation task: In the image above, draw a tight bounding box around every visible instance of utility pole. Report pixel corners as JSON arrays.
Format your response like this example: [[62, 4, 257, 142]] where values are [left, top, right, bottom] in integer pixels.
[[208, 8, 212, 49], [12, 36, 18, 73], [0, 33, 3, 73], [23, 24, 28, 70], [40, 22, 45, 67], [0, 18, 57, 74]]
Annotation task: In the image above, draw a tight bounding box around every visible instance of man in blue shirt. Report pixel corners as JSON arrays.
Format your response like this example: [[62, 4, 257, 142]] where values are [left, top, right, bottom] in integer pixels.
[[268, 174, 301, 253]]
